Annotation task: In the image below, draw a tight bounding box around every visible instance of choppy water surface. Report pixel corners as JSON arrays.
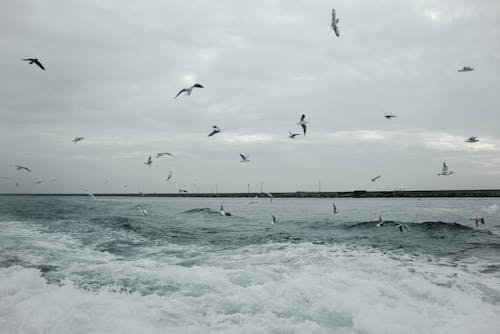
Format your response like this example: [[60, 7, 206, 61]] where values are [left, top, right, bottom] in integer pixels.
[[1, 196, 500, 333]]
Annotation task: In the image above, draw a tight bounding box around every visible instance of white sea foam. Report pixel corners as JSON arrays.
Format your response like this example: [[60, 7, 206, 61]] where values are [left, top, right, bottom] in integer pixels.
[[2, 235, 500, 334]]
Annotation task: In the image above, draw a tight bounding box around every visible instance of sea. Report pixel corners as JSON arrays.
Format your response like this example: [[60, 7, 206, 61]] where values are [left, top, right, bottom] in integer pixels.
[[1, 195, 500, 334]]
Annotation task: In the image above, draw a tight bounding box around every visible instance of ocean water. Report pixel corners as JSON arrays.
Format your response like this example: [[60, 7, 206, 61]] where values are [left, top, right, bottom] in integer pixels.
[[1, 196, 500, 334]]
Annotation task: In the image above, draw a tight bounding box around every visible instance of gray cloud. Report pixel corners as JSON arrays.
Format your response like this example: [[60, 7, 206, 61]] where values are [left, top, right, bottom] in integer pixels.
[[1, 0, 500, 193]]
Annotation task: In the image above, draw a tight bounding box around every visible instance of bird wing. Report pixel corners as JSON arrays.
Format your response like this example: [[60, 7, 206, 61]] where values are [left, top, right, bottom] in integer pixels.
[[34, 60, 45, 70], [208, 130, 216, 137], [240, 154, 246, 160], [333, 25, 340, 37], [301, 123, 307, 135], [175, 88, 188, 98], [193, 83, 204, 88], [442, 162, 448, 172]]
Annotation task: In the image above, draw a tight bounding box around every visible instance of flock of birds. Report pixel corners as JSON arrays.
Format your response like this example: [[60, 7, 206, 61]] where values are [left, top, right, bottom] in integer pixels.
[[5, 8, 487, 228]]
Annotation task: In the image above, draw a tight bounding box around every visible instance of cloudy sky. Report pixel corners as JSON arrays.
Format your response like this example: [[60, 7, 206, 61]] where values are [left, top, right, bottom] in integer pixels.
[[1, 0, 499, 194]]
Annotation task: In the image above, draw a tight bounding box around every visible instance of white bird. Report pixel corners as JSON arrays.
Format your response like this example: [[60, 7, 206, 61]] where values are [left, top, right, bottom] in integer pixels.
[[175, 83, 204, 98], [437, 161, 454, 176], [471, 217, 485, 227], [271, 214, 277, 224], [144, 155, 153, 167], [396, 224, 410, 233], [331, 202, 338, 214], [297, 114, 308, 135], [22, 58, 45, 70], [156, 152, 173, 159], [166, 170, 172, 182], [219, 204, 231, 216], [458, 66, 474, 72], [465, 136, 479, 143], [87, 192, 96, 199], [73, 136, 84, 144], [384, 113, 397, 119], [208, 125, 221, 137], [289, 130, 300, 139], [240, 154, 250, 162], [371, 175, 382, 182], [330, 9, 340, 37], [137, 205, 148, 216], [376, 215, 384, 227], [15, 165, 31, 172], [263, 192, 273, 203], [247, 195, 259, 204]]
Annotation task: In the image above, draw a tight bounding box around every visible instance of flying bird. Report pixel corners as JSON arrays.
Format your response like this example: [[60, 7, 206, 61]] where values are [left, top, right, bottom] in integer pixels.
[[331, 202, 338, 214], [156, 152, 173, 159], [22, 58, 45, 70], [289, 130, 300, 139], [16, 165, 31, 173], [465, 136, 479, 143], [371, 175, 382, 182], [384, 113, 397, 119], [437, 162, 454, 176], [144, 155, 153, 167], [458, 66, 474, 72], [271, 214, 277, 224], [297, 114, 308, 135], [73, 136, 84, 144], [240, 154, 250, 163], [471, 217, 485, 227], [34, 180, 44, 185], [179, 189, 188, 193], [330, 9, 340, 37], [175, 83, 204, 98], [396, 224, 410, 233], [376, 215, 384, 227], [208, 126, 221, 137], [87, 192, 96, 199]]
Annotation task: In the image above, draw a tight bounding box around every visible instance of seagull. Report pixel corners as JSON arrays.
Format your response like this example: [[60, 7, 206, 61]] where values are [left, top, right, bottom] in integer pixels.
[[219, 204, 231, 216], [263, 192, 273, 203], [247, 195, 259, 204], [271, 214, 277, 224], [87, 192, 96, 199], [331, 202, 338, 214], [138, 192, 145, 197], [330, 9, 340, 37], [16, 182, 19, 188], [34, 180, 44, 185], [156, 152, 173, 159], [179, 189, 188, 193], [73, 137, 84, 144], [396, 224, 410, 233], [289, 130, 301, 139], [137, 205, 148, 216], [22, 58, 45, 70], [166, 170, 172, 182], [208, 126, 221, 137], [471, 217, 485, 227], [240, 154, 250, 162], [144, 155, 153, 167], [384, 113, 397, 119], [458, 66, 474, 72], [371, 175, 382, 182], [376, 215, 384, 227], [16, 165, 31, 172], [437, 161, 454, 176], [175, 83, 204, 98], [297, 115, 308, 135], [465, 136, 479, 143]]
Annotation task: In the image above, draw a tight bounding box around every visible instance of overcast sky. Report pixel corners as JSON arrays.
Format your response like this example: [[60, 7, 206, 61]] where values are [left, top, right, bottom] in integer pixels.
[[1, 0, 499, 194]]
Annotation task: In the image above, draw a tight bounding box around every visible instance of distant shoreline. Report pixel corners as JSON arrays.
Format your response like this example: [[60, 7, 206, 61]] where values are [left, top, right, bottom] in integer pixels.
[[2, 189, 500, 198]]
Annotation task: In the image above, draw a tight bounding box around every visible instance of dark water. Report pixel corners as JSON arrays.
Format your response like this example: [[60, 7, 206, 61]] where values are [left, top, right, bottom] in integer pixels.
[[1, 196, 500, 333]]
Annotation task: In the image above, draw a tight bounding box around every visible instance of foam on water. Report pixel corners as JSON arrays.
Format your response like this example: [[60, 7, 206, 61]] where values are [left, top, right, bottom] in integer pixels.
[[1, 221, 500, 334]]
